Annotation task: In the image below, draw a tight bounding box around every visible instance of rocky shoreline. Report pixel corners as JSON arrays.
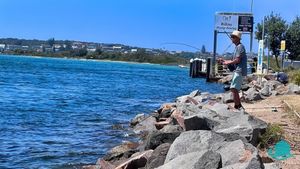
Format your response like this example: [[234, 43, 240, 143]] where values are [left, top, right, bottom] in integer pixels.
[[83, 74, 300, 169]]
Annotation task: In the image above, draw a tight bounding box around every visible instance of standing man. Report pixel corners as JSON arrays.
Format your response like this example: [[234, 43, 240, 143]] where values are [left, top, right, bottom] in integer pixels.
[[221, 30, 247, 110]]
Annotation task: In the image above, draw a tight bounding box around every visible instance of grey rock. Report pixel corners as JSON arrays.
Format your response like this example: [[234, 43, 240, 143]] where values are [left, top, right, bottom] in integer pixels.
[[144, 131, 180, 150], [218, 141, 264, 169], [288, 83, 300, 94], [130, 113, 145, 126], [102, 142, 139, 163], [156, 151, 207, 169], [246, 87, 262, 101], [214, 111, 267, 146], [193, 151, 222, 169], [241, 84, 250, 91], [133, 116, 157, 136], [223, 92, 234, 103], [266, 80, 282, 90], [189, 90, 201, 97], [115, 150, 153, 169], [160, 124, 183, 133], [164, 130, 224, 163], [145, 143, 171, 169], [264, 162, 281, 169], [260, 85, 271, 96], [184, 115, 219, 131]]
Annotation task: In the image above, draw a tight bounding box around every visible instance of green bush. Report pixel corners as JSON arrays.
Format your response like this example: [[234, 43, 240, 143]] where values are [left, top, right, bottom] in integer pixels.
[[287, 69, 300, 85], [259, 123, 284, 149]]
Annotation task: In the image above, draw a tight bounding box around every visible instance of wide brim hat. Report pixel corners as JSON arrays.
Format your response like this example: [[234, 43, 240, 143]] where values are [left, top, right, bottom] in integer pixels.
[[231, 30, 242, 39]]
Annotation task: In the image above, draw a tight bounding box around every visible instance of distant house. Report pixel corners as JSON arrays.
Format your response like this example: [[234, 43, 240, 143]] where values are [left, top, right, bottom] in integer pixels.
[[131, 49, 138, 52], [87, 44, 97, 52], [0, 44, 5, 52], [21, 46, 29, 51], [101, 46, 114, 52], [72, 42, 85, 49], [6, 45, 22, 51], [54, 44, 61, 49], [113, 46, 122, 50]]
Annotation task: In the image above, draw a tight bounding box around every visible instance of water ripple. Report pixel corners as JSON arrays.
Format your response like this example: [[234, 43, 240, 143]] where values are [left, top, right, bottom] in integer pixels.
[[0, 55, 223, 168]]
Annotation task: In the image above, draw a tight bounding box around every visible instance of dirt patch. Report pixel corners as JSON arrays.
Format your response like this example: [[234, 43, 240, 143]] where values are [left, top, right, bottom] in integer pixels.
[[240, 95, 300, 169]]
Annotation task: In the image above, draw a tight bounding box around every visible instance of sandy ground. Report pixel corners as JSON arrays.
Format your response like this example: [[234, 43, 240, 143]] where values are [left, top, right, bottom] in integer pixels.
[[238, 95, 300, 169]]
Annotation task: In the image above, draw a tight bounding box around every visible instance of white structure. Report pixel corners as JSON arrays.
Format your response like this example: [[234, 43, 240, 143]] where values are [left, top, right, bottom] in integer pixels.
[[131, 49, 138, 52]]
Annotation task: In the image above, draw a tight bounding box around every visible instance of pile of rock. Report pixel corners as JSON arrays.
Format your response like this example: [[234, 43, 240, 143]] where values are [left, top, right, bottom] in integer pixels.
[[220, 74, 300, 104], [84, 89, 279, 169]]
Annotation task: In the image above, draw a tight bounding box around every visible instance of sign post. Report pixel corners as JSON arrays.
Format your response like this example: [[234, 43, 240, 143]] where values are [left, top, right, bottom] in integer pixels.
[[213, 12, 253, 78], [257, 40, 264, 75], [280, 40, 286, 71]]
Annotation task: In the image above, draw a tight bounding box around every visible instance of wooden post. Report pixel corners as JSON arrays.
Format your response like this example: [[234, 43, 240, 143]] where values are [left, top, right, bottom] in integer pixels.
[[206, 58, 211, 82]]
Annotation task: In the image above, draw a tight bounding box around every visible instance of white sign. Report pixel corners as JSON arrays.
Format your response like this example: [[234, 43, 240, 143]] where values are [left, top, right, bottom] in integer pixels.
[[257, 40, 264, 74], [215, 14, 238, 32]]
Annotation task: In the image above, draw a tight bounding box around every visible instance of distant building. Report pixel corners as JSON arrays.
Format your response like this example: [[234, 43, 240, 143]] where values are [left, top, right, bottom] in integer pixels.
[[131, 49, 138, 52], [6, 45, 23, 51], [87, 44, 97, 52], [0, 44, 5, 49], [113, 46, 122, 50]]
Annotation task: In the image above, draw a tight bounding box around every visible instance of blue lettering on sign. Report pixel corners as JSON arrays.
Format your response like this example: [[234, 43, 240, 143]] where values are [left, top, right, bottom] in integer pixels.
[[258, 48, 262, 65]]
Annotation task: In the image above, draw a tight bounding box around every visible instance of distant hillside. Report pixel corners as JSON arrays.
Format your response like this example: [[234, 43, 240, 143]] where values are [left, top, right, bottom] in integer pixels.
[[0, 38, 214, 64]]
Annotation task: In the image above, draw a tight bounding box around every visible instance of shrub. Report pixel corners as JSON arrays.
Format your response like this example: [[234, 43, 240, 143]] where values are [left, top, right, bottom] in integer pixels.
[[258, 123, 284, 149], [287, 69, 300, 85]]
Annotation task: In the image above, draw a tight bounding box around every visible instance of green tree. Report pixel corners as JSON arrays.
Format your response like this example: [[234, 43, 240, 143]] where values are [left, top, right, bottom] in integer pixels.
[[286, 16, 300, 61], [95, 48, 103, 55], [255, 12, 288, 68], [201, 45, 206, 54], [47, 38, 55, 47]]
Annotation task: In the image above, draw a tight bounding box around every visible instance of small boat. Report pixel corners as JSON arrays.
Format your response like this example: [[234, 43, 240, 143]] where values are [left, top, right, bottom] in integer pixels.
[[178, 64, 188, 68]]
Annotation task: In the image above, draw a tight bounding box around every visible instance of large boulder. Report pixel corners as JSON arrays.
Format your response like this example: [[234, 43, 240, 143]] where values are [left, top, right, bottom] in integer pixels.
[[145, 143, 171, 169], [193, 151, 222, 169], [164, 130, 224, 163], [144, 131, 181, 150], [260, 84, 271, 97], [219, 142, 264, 169], [133, 116, 157, 136], [287, 83, 300, 94], [214, 112, 267, 146], [266, 80, 282, 90], [102, 141, 139, 164], [189, 90, 201, 97], [160, 124, 183, 133], [222, 92, 234, 103], [130, 113, 145, 126], [162, 130, 264, 169], [156, 151, 207, 169], [115, 150, 153, 169], [245, 87, 262, 101]]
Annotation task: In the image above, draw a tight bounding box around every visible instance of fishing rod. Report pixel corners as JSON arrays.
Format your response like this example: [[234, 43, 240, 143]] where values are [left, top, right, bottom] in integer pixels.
[[160, 42, 201, 51], [161, 40, 233, 58]]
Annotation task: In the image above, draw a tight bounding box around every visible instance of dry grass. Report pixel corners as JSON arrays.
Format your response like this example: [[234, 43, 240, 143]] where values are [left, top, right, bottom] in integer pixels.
[[241, 95, 300, 169]]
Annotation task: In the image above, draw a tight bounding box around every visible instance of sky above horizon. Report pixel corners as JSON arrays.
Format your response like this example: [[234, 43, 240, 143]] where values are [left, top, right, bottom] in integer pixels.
[[0, 0, 299, 53]]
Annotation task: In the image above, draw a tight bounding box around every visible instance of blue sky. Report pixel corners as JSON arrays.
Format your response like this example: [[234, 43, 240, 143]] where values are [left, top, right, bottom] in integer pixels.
[[0, 0, 299, 53]]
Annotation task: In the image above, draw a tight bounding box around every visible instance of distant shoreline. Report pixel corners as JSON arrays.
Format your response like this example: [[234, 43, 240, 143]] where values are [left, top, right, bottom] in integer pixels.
[[0, 53, 187, 68]]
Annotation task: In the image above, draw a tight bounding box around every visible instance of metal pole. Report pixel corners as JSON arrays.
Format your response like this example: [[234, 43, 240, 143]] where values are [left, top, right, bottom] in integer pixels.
[[267, 36, 270, 73], [262, 17, 265, 41], [251, 0, 253, 13]]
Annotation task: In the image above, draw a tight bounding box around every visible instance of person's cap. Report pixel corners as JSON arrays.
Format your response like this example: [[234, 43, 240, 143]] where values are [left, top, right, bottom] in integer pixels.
[[231, 30, 242, 39]]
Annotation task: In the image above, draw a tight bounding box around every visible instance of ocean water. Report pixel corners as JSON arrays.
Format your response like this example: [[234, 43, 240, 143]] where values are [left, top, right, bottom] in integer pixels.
[[0, 54, 223, 168]]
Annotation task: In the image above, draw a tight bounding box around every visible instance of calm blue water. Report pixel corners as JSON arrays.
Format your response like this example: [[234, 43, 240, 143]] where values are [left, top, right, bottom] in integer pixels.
[[0, 54, 223, 168]]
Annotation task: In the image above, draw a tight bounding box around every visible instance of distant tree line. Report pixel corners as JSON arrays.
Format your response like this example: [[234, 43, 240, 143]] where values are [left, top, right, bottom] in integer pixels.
[[255, 12, 300, 68], [0, 38, 196, 64]]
